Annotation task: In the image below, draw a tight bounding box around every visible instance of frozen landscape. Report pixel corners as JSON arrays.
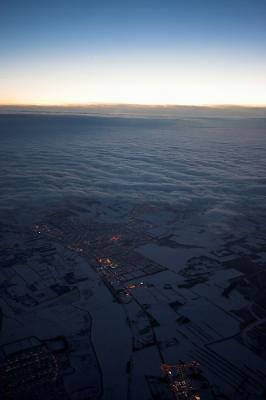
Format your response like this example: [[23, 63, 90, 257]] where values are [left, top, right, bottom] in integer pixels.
[[0, 106, 266, 399]]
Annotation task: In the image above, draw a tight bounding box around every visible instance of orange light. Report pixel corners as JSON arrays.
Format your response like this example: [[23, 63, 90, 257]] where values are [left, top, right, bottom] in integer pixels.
[[127, 284, 136, 289], [97, 257, 113, 266], [111, 235, 121, 241]]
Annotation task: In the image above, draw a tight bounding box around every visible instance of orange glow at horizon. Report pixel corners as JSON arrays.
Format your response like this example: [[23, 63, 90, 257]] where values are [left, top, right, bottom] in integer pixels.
[[1, 56, 266, 107]]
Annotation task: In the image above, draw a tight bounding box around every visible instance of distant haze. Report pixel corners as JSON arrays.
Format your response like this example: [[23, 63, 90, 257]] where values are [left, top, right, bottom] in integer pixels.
[[0, 105, 265, 119]]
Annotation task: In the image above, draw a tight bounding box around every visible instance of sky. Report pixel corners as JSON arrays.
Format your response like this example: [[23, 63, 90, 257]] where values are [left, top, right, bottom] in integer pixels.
[[1, 0, 266, 106]]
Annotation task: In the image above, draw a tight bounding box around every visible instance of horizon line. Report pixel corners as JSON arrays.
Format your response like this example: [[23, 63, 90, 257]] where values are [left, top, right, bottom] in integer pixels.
[[1, 102, 266, 109]]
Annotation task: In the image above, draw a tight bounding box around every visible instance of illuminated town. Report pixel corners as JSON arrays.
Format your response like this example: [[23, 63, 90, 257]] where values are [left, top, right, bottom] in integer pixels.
[[1, 199, 266, 399]]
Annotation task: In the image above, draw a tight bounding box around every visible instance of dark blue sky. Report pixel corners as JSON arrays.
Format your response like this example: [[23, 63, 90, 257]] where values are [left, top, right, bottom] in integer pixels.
[[1, 0, 266, 105]]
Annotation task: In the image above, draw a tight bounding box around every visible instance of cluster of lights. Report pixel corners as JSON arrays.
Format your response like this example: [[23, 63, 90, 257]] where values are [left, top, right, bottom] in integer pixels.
[[97, 257, 113, 266], [110, 235, 121, 242], [161, 362, 201, 400]]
